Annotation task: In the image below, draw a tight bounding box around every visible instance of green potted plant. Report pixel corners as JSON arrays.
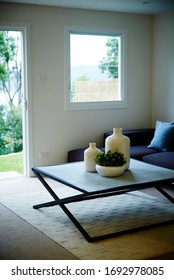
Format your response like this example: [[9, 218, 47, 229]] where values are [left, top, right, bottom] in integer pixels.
[[95, 150, 127, 177]]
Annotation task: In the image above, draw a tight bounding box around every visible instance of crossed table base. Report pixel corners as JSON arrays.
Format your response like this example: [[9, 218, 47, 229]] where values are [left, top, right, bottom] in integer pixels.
[[32, 159, 174, 242]]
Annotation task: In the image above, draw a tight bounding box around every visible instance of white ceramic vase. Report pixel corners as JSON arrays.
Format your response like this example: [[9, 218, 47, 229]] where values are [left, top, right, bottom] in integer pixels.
[[105, 127, 130, 170], [84, 143, 100, 172]]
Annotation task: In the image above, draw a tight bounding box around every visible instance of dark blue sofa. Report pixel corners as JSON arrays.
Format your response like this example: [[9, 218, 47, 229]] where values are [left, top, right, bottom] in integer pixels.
[[68, 128, 174, 170]]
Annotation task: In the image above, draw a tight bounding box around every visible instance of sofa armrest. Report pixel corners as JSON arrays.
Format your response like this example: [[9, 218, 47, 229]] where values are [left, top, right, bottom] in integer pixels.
[[103, 128, 155, 146]]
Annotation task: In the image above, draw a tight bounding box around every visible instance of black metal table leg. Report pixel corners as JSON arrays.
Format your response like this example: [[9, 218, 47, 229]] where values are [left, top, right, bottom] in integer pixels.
[[33, 169, 60, 201], [33, 200, 59, 209]]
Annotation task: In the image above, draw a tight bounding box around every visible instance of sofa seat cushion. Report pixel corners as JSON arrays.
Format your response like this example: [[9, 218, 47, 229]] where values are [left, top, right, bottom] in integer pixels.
[[142, 152, 174, 170], [130, 145, 157, 160]]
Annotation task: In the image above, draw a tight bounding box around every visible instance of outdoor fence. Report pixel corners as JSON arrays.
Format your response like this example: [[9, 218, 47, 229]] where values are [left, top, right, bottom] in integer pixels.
[[71, 79, 119, 102]]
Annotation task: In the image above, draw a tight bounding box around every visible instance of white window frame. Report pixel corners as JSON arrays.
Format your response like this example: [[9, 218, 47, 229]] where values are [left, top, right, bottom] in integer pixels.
[[64, 26, 127, 111]]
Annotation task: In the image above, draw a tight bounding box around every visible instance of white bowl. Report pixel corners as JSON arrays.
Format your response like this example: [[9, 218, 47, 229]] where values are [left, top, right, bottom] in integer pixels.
[[96, 164, 125, 177]]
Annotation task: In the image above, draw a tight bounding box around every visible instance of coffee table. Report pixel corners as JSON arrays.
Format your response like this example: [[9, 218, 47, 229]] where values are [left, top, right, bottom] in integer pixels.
[[32, 159, 174, 242]]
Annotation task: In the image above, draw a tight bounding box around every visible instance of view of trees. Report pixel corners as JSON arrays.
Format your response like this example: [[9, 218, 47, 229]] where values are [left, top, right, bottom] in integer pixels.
[[0, 31, 22, 155], [98, 37, 119, 78]]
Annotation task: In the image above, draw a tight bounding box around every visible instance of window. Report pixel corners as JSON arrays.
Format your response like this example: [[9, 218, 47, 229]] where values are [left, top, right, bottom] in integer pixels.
[[65, 26, 127, 110]]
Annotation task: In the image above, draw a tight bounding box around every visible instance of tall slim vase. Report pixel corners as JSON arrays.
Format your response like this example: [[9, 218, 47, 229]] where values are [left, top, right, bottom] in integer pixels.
[[105, 127, 130, 169]]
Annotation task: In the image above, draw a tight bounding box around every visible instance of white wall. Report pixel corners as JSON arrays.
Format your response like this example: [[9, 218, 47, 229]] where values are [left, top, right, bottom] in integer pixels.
[[152, 12, 174, 126], [0, 3, 153, 167]]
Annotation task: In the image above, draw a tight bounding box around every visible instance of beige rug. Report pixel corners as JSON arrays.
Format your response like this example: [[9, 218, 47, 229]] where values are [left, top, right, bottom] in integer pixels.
[[0, 177, 174, 260]]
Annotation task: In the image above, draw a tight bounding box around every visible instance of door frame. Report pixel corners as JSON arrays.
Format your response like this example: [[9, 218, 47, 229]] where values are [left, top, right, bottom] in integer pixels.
[[0, 22, 33, 177]]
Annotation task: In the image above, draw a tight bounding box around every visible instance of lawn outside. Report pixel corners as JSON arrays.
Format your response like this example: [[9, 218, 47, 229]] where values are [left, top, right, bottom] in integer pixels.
[[0, 152, 23, 174]]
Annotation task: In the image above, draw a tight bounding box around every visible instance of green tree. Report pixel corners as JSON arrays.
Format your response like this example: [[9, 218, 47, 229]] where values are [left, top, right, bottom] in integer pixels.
[[5, 106, 23, 153], [98, 37, 119, 79], [76, 74, 90, 81], [0, 105, 23, 155], [0, 105, 8, 155], [0, 31, 21, 107]]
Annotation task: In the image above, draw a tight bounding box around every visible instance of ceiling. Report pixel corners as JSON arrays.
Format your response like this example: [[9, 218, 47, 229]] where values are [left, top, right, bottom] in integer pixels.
[[2, 0, 174, 14]]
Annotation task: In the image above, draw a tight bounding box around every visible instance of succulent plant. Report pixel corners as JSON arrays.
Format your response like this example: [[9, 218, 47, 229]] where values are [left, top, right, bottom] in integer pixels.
[[95, 150, 127, 167]]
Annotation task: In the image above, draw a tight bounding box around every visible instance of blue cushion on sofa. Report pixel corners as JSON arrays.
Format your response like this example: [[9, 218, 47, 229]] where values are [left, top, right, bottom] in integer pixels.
[[148, 122, 174, 152]]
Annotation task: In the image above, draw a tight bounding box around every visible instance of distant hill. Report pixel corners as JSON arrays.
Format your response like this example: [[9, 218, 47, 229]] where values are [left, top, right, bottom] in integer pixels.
[[71, 65, 109, 81]]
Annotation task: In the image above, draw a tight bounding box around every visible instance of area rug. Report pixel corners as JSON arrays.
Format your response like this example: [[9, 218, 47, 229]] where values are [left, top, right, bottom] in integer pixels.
[[0, 180, 174, 260]]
